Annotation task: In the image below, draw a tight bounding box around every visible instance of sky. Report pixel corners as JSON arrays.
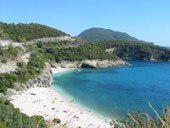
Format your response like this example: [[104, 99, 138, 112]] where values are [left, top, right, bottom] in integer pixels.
[[0, 0, 170, 46]]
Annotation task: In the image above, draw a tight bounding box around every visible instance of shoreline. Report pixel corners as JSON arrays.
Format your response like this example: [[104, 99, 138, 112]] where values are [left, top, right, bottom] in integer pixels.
[[10, 67, 112, 128], [51, 67, 72, 74]]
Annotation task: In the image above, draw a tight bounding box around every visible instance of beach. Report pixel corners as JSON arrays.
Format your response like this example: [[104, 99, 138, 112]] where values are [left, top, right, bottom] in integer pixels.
[[51, 67, 71, 74], [10, 67, 112, 128]]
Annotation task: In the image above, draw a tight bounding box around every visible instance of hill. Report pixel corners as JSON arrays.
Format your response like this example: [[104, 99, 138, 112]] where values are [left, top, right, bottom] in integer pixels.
[[77, 28, 142, 42], [0, 21, 170, 128], [92, 40, 170, 61], [0, 22, 68, 42]]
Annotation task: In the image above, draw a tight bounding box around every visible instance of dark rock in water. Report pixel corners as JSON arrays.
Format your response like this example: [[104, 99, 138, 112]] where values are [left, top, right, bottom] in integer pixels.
[[30, 93, 36, 95], [81, 62, 98, 69]]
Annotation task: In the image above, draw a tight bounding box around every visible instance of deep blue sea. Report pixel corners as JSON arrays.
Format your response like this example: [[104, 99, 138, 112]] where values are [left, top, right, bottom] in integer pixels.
[[52, 61, 170, 120]]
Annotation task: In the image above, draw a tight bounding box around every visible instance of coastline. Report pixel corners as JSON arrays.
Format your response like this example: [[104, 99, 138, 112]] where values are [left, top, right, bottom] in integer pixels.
[[51, 67, 72, 74], [10, 67, 112, 128]]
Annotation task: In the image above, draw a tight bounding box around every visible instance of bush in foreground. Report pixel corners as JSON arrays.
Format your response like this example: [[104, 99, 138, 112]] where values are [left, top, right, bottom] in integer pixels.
[[111, 103, 170, 128], [0, 97, 47, 128]]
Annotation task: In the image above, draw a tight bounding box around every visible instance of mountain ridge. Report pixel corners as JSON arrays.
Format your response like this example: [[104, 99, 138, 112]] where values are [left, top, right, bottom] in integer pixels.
[[0, 22, 68, 42], [77, 27, 145, 42]]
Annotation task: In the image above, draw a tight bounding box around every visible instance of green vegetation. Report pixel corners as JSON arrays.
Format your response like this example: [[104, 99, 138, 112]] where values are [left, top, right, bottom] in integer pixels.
[[0, 29, 9, 40], [15, 52, 45, 82], [16, 62, 25, 68], [0, 22, 67, 42], [53, 119, 61, 124], [0, 46, 18, 57], [0, 52, 46, 93], [92, 40, 170, 61], [111, 103, 170, 128], [1, 22, 170, 128], [1, 40, 119, 93], [54, 44, 118, 62], [0, 73, 16, 93], [0, 97, 47, 128], [0, 34, 170, 94], [35, 39, 170, 63], [37, 41, 68, 49], [37, 43, 119, 62], [77, 28, 141, 42], [36, 38, 88, 49]]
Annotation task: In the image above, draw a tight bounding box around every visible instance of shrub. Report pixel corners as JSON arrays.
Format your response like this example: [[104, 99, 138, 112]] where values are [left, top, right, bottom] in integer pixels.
[[1, 57, 7, 63], [111, 103, 170, 128], [8, 47, 18, 56], [53, 118, 61, 124], [37, 42, 43, 48], [17, 62, 25, 68], [0, 97, 47, 128], [0, 52, 46, 93], [0, 46, 18, 57], [0, 73, 17, 93], [0, 122, 8, 128], [0, 22, 67, 42]]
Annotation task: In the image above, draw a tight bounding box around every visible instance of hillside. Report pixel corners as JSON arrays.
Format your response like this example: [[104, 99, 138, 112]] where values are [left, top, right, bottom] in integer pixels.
[[1, 33, 169, 93], [0, 22, 170, 128], [0, 22, 68, 42], [77, 28, 141, 41], [0, 97, 47, 128], [93, 40, 170, 61]]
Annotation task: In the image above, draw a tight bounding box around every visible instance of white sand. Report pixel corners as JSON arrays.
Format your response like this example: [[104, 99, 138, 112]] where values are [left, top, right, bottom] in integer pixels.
[[51, 67, 71, 74], [10, 68, 112, 128]]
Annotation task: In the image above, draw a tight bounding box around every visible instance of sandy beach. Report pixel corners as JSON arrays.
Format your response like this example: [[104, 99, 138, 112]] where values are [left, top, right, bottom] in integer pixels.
[[10, 67, 112, 128], [51, 67, 72, 74]]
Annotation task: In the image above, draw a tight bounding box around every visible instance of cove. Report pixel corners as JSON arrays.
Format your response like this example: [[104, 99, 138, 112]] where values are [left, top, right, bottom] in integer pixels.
[[52, 61, 170, 120]]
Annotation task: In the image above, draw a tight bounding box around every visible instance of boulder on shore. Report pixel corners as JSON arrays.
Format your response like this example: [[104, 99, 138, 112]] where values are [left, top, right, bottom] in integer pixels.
[[81, 62, 98, 69]]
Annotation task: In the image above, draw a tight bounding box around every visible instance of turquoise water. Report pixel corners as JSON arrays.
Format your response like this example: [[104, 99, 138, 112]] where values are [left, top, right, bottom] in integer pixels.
[[52, 61, 170, 120]]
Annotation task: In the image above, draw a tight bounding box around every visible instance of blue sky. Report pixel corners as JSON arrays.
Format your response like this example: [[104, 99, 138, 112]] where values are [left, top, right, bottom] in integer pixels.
[[0, 0, 170, 46]]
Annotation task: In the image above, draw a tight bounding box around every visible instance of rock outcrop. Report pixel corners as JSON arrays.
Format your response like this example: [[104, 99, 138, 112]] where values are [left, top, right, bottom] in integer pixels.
[[15, 63, 53, 89], [0, 60, 129, 98], [27, 36, 75, 44], [81, 62, 98, 69], [92, 60, 129, 68], [0, 53, 30, 74], [0, 39, 13, 47], [0, 39, 25, 49], [55, 59, 129, 69]]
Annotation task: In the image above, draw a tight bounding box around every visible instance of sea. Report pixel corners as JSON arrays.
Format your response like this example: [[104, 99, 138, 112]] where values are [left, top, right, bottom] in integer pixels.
[[52, 61, 170, 120]]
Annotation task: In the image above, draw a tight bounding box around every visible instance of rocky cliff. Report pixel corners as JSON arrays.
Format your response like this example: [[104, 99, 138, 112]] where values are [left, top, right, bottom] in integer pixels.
[[0, 60, 128, 97], [27, 36, 75, 44], [54, 59, 129, 69], [15, 63, 53, 89]]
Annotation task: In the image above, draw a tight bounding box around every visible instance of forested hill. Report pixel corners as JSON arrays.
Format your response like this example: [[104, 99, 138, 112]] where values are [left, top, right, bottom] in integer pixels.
[[92, 40, 170, 61], [77, 28, 142, 42], [0, 22, 68, 42], [0, 22, 170, 95]]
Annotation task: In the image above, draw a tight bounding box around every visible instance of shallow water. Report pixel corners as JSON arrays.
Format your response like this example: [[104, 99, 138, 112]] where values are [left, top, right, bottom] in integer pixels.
[[52, 61, 170, 119]]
